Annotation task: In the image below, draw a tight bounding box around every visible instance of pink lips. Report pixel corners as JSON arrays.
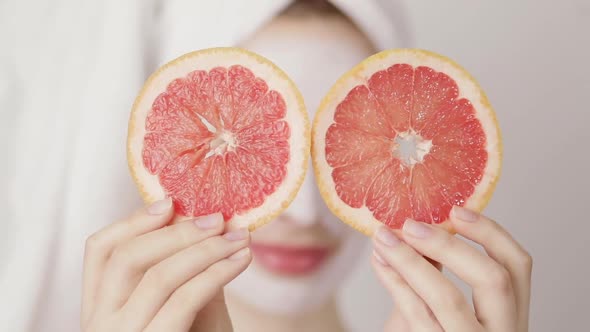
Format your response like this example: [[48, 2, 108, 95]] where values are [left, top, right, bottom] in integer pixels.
[[250, 243, 332, 276]]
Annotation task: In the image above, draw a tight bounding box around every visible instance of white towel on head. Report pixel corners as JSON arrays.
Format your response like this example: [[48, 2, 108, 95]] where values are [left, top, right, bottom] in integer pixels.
[[0, 1, 407, 330]]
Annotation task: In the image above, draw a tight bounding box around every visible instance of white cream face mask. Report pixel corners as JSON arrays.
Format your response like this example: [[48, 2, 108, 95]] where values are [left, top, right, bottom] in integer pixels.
[[226, 9, 375, 315]]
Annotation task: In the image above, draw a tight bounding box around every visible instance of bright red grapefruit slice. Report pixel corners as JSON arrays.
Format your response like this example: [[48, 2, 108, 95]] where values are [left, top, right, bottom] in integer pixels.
[[127, 48, 310, 231], [312, 49, 502, 235]]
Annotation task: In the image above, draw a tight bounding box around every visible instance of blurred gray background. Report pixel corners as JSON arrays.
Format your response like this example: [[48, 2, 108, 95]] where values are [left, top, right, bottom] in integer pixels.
[[339, 1, 590, 331]]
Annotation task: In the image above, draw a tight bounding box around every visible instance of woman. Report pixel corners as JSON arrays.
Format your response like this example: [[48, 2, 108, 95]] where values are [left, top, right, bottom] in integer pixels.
[[1, 1, 532, 331]]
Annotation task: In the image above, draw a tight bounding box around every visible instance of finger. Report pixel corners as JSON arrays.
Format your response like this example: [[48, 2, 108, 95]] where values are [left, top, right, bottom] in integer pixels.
[[120, 229, 250, 331], [372, 251, 443, 332], [401, 219, 517, 331], [425, 257, 443, 271], [451, 206, 533, 331], [144, 248, 251, 332], [373, 226, 482, 332], [81, 198, 173, 324], [384, 309, 411, 332], [96, 213, 224, 311]]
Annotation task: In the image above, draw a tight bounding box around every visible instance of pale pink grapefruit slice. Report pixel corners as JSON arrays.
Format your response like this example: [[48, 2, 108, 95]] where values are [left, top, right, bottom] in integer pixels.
[[127, 48, 310, 231], [312, 49, 502, 235]]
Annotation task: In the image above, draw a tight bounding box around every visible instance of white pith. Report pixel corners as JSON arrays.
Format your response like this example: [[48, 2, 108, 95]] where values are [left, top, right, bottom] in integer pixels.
[[128, 48, 309, 229], [393, 130, 432, 166], [205, 130, 237, 158], [313, 50, 501, 234]]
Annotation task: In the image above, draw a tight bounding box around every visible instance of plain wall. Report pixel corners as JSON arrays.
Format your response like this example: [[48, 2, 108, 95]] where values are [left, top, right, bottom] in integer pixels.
[[339, 1, 590, 331]]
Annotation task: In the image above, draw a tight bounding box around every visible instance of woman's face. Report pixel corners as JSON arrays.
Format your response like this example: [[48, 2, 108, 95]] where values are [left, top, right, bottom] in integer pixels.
[[227, 10, 375, 315]]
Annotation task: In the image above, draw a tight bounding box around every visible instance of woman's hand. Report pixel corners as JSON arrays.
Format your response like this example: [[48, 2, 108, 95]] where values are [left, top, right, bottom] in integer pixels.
[[81, 198, 252, 332], [372, 206, 532, 332]]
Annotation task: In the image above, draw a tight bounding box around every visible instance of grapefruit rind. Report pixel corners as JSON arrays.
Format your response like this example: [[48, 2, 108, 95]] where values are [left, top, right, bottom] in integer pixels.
[[127, 47, 310, 231], [312, 49, 502, 236]]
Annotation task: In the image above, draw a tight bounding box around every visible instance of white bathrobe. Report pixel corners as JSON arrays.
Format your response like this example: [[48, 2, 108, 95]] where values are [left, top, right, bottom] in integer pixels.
[[0, 1, 410, 330]]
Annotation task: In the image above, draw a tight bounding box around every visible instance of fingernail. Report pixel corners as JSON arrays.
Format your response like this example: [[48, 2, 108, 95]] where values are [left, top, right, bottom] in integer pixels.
[[452, 206, 480, 222], [223, 228, 249, 241], [403, 219, 432, 238], [147, 198, 172, 215], [375, 226, 400, 247], [193, 213, 222, 229], [372, 250, 388, 266], [228, 247, 250, 260]]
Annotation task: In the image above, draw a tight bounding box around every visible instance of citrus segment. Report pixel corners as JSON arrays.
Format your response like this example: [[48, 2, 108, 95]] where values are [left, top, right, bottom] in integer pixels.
[[333, 85, 393, 137], [366, 64, 413, 132], [312, 49, 502, 235], [332, 154, 391, 208], [325, 125, 392, 168], [365, 159, 412, 229], [128, 48, 309, 230]]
